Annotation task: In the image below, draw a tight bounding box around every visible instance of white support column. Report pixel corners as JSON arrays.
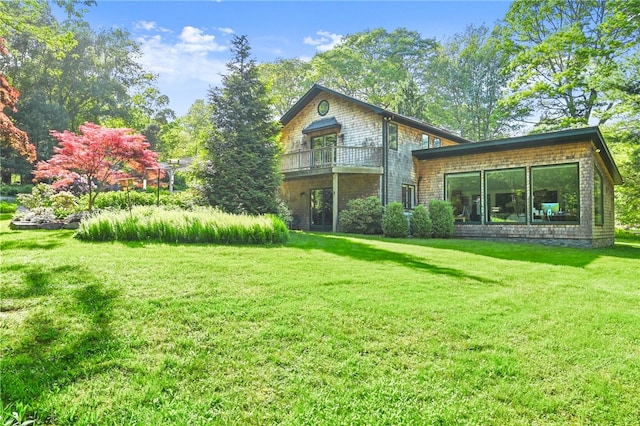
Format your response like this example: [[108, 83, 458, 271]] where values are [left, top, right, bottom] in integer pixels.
[[332, 172, 338, 232]]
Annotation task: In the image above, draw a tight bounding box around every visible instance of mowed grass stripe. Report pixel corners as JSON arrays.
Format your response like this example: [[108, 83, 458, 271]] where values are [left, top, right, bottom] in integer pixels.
[[1, 218, 639, 425]]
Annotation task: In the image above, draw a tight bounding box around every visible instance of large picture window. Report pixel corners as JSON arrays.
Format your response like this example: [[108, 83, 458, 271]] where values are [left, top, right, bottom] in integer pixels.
[[531, 163, 580, 223], [594, 168, 604, 225], [388, 122, 398, 150], [485, 168, 526, 224], [445, 171, 481, 223]]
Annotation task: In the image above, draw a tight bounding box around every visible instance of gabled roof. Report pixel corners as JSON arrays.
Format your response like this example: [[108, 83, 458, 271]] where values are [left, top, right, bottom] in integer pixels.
[[413, 126, 623, 185], [280, 84, 471, 145]]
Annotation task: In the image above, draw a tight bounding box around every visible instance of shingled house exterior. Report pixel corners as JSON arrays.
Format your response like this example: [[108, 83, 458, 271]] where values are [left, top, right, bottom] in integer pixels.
[[279, 85, 622, 247]]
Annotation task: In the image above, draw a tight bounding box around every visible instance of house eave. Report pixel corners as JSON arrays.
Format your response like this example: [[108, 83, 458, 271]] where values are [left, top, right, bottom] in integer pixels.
[[412, 127, 623, 185], [280, 84, 472, 145]]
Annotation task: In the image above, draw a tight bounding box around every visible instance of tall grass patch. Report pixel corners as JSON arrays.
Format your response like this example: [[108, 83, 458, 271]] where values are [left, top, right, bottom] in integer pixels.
[[75, 206, 288, 244]]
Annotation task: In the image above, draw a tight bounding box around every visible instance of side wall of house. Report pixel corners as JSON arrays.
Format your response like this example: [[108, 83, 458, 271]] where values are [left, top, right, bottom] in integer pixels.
[[385, 122, 462, 205], [415, 140, 615, 247], [280, 93, 465, 210], [591, 150, 617, 247]]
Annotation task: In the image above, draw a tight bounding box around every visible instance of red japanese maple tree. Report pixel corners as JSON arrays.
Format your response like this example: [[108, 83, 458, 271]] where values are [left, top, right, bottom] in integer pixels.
[[34, 122, 162, 211], [1, 37, 36, 162]]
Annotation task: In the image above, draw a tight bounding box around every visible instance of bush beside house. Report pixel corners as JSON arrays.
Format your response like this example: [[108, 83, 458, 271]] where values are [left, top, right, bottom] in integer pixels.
[[429, 199, 454, 238], [411, 204, 432, 238], [382, 202, 409, 238], [338, 196, 384, 234]]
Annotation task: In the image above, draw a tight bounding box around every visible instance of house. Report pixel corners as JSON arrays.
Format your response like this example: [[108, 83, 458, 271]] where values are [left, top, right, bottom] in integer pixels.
[[279, 84, 622, 247]]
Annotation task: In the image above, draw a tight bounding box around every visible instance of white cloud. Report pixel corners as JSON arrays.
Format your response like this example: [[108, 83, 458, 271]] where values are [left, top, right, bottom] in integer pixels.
[[217, 27, 234, 35], [178, 26, 227, 53], [134, 20, 156, 31], [303, 30, 344, 52], [133, 20, 170, 33], [134, 31, 229, 115]]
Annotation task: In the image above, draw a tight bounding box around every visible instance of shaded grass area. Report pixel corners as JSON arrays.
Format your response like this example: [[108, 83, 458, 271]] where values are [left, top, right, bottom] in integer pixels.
[[1, 220, 639, 425]]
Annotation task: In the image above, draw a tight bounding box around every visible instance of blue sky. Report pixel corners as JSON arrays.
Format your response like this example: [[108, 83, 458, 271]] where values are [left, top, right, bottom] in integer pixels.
[[82, 1, 513, 116]]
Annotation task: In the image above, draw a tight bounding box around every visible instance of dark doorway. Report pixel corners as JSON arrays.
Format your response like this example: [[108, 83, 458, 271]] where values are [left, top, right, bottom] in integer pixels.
[[310, 188, 333, 230]]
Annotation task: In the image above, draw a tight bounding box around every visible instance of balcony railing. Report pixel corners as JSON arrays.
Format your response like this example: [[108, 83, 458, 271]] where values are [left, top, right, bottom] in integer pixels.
[[280, 146, 383, 173]]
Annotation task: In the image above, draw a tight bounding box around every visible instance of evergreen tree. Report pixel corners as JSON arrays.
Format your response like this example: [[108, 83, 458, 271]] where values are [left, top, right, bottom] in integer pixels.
[[198, 35, 281, 215]]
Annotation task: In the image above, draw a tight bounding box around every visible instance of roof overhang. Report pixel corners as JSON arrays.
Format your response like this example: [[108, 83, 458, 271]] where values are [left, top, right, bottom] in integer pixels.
[[280, 84, 471, 145], [302, 117, 341, 134], [412, 127, 623, 185]]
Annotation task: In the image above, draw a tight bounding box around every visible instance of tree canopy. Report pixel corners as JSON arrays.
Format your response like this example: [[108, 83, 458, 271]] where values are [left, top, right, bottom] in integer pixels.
[[500, 0, 640, 130], [0, 37, 36, 168], [1, 0, 174, 178], [424, 25, 523, 140]]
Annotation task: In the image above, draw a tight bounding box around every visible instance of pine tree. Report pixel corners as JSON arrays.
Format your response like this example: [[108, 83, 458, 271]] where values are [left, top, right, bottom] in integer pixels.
[[198, 35, 281, 215]]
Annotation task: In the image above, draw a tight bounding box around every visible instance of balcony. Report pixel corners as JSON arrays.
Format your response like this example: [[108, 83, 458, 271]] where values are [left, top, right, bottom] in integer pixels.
[[280, 146, 383, 176]]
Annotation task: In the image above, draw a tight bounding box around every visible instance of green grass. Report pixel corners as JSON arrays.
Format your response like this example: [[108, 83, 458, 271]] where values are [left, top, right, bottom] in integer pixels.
[[0, 201, 17, 214], [1, 216, 639, 425]]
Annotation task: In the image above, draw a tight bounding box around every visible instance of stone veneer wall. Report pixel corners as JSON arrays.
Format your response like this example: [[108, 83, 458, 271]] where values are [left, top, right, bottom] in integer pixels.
[[415, 140, 616, 247]]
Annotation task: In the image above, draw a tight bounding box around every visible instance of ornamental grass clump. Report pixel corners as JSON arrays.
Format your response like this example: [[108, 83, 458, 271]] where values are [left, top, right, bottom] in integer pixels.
[[75, 206, 289, 244]]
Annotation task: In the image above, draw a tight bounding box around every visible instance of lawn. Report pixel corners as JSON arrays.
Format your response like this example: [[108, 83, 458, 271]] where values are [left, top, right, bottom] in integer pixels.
[[1, 214, 639, 425]]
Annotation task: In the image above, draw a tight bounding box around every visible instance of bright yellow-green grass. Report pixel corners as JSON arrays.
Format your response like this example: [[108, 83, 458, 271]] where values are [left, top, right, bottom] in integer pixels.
[[1, 213, 639, 425]]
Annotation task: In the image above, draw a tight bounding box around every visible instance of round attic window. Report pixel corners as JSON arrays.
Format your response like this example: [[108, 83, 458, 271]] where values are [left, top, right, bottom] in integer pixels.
[[318, 100, 329, 116]]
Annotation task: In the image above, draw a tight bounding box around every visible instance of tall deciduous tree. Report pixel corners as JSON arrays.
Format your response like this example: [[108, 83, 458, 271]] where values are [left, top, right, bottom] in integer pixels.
[[425, 25, 521, 140], [311, 28, 437, 108], [500, 0, 640, 130], [4, 10, 151, 132], [197, 35, 281, 215], [34, 123, 161, 211], [161, 99, 213, 160], [1, 37, 36, 184], [391, 77, 429, 122], [0, 0, 85, 58], [104, 80, 176, 154], [258, 58, 314, 118]]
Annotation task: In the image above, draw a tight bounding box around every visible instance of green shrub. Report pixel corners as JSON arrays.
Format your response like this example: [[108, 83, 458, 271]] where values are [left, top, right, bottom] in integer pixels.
[[89, 190, 157, 210], [75, 206, 289, 245], [615, 228, 640, 242], [86, 189, 205, 211], [429, 199, 454, 238], [382, 202, 408, 238], [16, 183, 80, 218], [276, 198, 293, 228], [16, 183, 56, 209], [0, 201, 17, 213], [338, 196, 383, 234], [0, 184, 33, 196], [411, 204, 432, 238], [50, 191, 79, 218]]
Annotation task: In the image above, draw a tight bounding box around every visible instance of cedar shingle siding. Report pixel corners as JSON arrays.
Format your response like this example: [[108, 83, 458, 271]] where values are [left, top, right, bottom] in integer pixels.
[[279, 85, 620, 247]]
